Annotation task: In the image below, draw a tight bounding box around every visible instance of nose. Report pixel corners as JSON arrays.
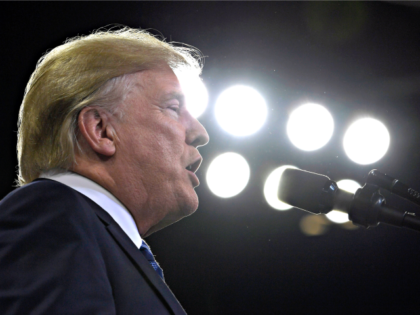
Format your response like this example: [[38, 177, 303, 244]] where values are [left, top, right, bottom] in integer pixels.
[[186, 115, 210, 148]]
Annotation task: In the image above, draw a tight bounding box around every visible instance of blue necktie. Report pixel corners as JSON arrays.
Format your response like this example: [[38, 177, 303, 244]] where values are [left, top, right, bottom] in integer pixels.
[[140, 242, 164, 280]]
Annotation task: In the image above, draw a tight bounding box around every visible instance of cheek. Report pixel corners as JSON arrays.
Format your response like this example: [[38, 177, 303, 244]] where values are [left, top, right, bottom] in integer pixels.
[[120, 118, 186, 171], [153, 122, 186, 155]]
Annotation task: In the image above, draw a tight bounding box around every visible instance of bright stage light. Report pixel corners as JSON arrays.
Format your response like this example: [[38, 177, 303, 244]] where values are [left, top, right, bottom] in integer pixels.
[[325, 179, 361, 224], [264, 165, 298, 210], [206, 152, 250, 198], [337, 179, 361, 194], [287, 103, 334, 151], [215, 85, 267, 136], [343, 118, 390, 165], [175, 70, 208, 118]]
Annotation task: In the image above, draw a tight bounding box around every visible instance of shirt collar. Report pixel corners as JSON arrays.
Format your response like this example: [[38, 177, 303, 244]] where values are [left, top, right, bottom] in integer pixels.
[[40, 171, 143, 249]]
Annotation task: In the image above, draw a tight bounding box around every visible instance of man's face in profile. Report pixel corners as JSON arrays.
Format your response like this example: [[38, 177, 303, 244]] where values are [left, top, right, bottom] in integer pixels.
[[113, 65, 209, 236]]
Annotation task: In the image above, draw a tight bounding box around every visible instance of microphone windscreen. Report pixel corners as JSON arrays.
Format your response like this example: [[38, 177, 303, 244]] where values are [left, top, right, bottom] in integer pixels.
[[278, 168, 331, 214]]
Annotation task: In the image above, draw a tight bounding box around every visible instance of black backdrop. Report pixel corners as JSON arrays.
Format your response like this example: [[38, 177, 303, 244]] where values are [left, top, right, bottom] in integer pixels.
[[1, 2, 420, 314]]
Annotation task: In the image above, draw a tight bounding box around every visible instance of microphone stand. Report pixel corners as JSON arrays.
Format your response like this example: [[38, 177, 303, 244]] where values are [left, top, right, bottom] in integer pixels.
[[348, 170, 420, 232]]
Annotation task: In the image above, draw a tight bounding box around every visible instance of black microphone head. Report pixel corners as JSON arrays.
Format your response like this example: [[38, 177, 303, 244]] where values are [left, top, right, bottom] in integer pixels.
[[278, 168, 333, 214]]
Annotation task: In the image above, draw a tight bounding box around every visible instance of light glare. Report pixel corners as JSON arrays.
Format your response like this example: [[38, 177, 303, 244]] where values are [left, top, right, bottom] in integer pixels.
[[300, 215, 329, 236], [175, 70, 208, 118], [264, 165, 298, 210], [215, 85, 267, 136], [325, 211, 349, 224], [287, 103, 334, 151], [326, 179, 361, 224], [206, 152, 250, 198], [343, 118, 390, 165]]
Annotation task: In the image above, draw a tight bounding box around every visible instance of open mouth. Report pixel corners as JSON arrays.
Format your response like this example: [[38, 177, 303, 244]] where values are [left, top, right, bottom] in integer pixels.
[[186, 158, 202, 173]]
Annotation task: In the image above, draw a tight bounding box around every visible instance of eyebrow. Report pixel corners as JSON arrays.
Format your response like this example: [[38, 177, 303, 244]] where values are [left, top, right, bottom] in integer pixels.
[[160, 91, 185, 102]]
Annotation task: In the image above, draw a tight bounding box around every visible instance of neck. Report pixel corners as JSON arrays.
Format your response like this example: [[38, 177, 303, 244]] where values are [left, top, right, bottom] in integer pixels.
[[71, 156, 158, 237]]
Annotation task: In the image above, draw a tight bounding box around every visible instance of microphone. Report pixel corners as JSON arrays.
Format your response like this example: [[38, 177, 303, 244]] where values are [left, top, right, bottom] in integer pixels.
[[278, 168, 353, 215], [278, 168, 420, 232]]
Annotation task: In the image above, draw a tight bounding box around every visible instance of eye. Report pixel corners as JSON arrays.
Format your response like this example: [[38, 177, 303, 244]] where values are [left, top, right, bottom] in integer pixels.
[[163, 97, 183, 116], [166, 100, 181, 115], [169, 105, 180, 112]]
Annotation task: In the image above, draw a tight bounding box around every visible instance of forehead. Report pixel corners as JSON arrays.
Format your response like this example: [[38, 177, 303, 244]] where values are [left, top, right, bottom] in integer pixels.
[[135, 66, 183, 98]]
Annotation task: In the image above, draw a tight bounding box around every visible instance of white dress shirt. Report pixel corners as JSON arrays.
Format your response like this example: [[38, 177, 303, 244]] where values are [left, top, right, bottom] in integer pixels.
[[40, 172, 143, 249]]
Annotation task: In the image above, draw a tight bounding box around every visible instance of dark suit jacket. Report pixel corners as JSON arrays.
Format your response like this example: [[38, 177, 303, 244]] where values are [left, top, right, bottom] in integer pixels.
[[0, 179, 187, 315]]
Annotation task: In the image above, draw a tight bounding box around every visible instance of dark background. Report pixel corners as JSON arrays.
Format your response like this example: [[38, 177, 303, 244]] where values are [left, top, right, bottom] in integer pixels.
[[2, 1, 420, 314]]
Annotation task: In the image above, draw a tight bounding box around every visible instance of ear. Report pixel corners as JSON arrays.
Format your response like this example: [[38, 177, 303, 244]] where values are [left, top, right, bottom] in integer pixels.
[[77, 107, 116, 157]]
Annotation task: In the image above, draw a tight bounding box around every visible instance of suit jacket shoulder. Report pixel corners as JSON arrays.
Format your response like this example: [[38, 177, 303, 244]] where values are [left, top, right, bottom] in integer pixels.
[[0, 179, 186, 315]]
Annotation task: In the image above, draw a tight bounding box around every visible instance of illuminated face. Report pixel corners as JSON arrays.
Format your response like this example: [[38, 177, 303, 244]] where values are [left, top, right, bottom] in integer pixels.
[[114, 65, 209, 236]]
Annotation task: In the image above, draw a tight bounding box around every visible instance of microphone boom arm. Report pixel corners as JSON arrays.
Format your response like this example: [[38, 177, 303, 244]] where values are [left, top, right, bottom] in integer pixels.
[[278, 168, 420, 232], [349, 183, 420, 231]]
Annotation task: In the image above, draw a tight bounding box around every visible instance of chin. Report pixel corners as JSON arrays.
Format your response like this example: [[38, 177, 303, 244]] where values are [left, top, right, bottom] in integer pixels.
[[179, 191, 200, 217], [144, 191, 199, 237]]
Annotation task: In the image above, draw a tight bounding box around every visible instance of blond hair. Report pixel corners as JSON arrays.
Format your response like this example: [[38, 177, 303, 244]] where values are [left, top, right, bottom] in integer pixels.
[[17, 27, 202, 186]]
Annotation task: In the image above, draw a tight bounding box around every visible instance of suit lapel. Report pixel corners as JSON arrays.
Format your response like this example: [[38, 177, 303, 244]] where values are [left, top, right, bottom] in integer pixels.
[[90, 199, 187, 315]]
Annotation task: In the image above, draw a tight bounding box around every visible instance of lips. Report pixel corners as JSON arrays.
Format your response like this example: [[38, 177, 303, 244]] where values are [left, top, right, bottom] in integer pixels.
[[186, 156, 202, 174], [186, 156, 202, 187]]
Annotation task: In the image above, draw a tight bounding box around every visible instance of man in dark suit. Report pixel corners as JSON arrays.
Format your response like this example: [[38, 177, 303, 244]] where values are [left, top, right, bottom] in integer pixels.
[[0, 27, 209, 314]]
